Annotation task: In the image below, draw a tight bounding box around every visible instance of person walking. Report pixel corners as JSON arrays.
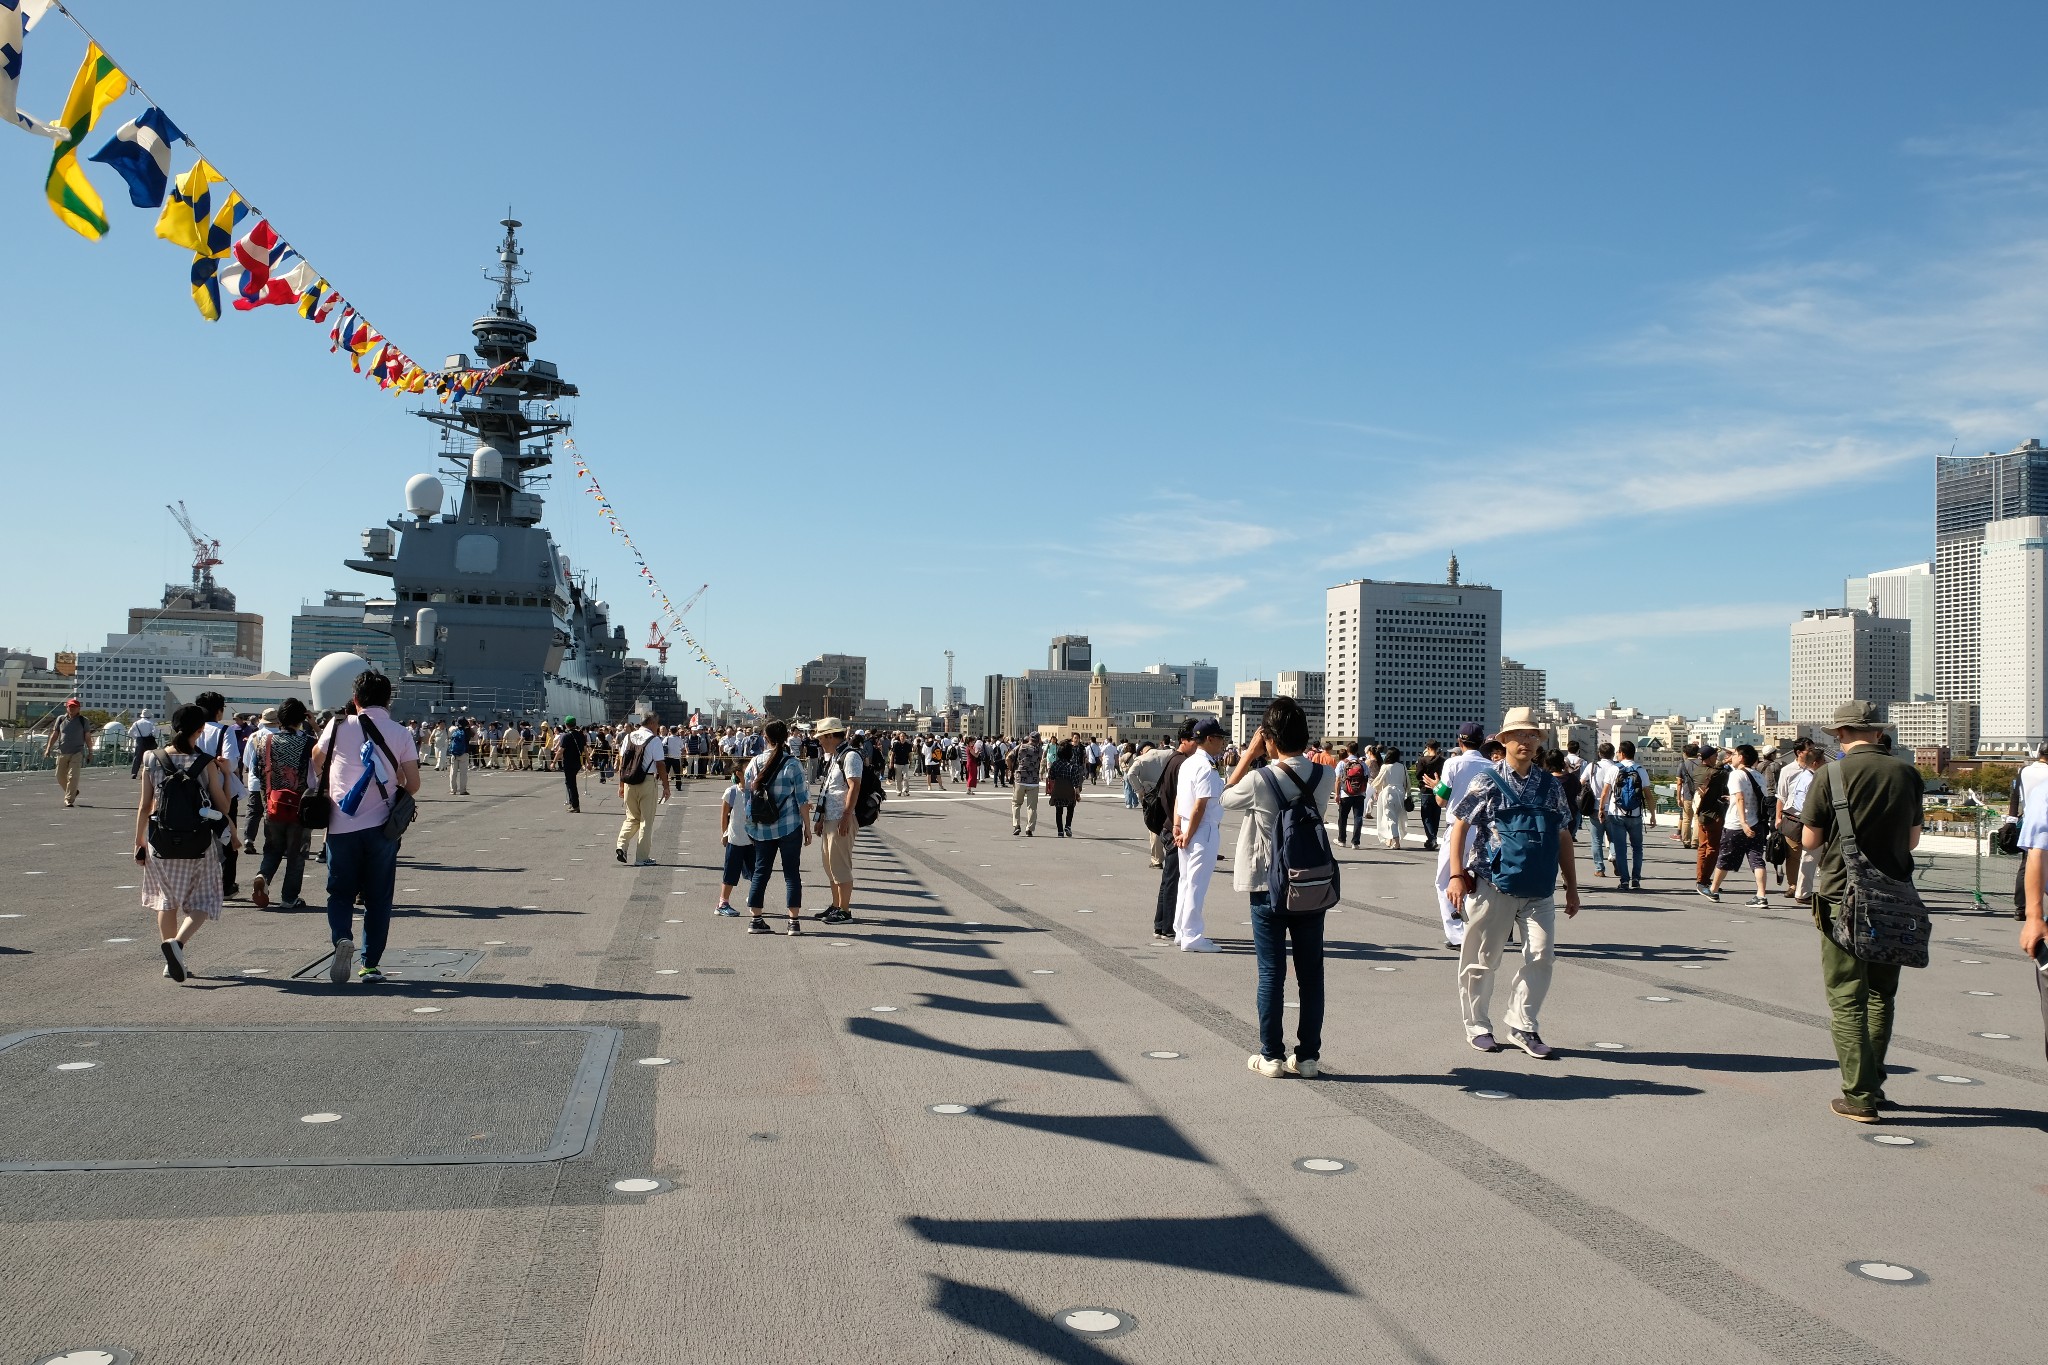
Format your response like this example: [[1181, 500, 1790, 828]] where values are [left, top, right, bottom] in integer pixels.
[[1047, 739, 1085, 837], [1171, 716, 1229, 952], [1333, 746, 1369, 850], [811, 717, 863, 924], [128, 708, 157, 779], [1221, 697, 1333, 1077], [1584, 742, 1618, 879], [1797, 702, 1926, 1122], [2016, 763, 2048, 1059], [1692, 746, 1729, 895], [1010, 734, 1044, 836], [134, 703, 232, 982], [1372, 745, 1409, 850], [193, 692, 246, 899], [314, 671, 421, 986], [741, 720, 812, 935], [1779, 743, 1824, 904], [240, 708, 281, 855], [1443, 707, 1581, 1059], [1129, 727, 1186, 873], [44, 696, 92, 807], [1707, 743, 1771, 907], [247, 698, 315, 910], [1674, 743, 1700, 847], [445, 717, 473, 795], [1600, 740, 1650, 892], [1415, 739, 1445, 852], [962, 736, 980, 796], [1431, 722, 1492, 950], [614, 714, 670, 866], [555, 718, 586, 812]]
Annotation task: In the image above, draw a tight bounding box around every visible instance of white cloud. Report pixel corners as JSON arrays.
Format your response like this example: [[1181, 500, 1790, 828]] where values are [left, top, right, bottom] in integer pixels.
[[1507, 602, 1808, 653]]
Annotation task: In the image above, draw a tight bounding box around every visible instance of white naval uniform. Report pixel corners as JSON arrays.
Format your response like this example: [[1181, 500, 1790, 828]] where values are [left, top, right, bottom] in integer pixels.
[[1433, 748, 1492, 946], [1173, 750, 1224, 946]]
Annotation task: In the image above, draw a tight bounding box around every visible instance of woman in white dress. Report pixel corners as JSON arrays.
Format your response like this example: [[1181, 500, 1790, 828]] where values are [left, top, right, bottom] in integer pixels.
[[1372, 745, 1409, 850]]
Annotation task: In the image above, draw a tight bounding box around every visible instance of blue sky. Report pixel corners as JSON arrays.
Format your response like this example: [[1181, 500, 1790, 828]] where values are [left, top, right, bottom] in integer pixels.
[[5, 3, 2045, 716]]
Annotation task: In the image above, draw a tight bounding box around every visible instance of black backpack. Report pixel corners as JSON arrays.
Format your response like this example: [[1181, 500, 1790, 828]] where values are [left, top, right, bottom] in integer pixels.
[[841, 749, 886, 827], [1264, 763, 1339, 914], [148, 754, 214, 859], [748, 750, 789, 825], [620, 735, 651, 786]]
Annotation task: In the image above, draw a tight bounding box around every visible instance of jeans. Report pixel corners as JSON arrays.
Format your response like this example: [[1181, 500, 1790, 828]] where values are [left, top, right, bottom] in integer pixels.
[[1053, 801, 1075, 835], [1123, 780, 1139, 810], [219, 797, 240, 890], [259, 819, 311, 903], [1251, 891, 1325, 1062], [242, 794, 265, 849], [1420, 796, 1441, 848], [1817, 906, 1900, 1107], [747, 829, 805, 911], [130, 735, 155, 777], [1154, 845, 1180, 935], [721, 839, 755, 887], [1607, 813, 1642, 884], [1336, 795, 1365, 845], [325, 827, 399, 968], [563, 763, 581, 811], [1589, 814, 1608, 872]]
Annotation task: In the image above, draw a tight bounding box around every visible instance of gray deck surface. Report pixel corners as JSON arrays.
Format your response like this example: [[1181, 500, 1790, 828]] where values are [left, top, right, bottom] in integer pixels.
[[0, 762, 2038, 1364]]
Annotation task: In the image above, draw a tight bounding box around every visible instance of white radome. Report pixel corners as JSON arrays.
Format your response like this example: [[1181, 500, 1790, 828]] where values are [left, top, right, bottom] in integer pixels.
[[404, 473, 444, 518], [309, 652, 372, 710]]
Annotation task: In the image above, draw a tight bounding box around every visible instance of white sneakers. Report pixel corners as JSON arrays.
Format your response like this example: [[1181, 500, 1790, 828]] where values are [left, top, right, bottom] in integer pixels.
[[1247, 1054, 1284, 1078], [329, 937, 354, 985], [1249, 1054, 1321, 1078], [1284, 1054, 1319, 1078], [1179, 937, 1221, 953]]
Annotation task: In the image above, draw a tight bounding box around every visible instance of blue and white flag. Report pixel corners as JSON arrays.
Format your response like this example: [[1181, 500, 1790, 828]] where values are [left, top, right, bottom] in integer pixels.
[[90, 106, 185, 207], [335, 737, 391, 817], [1, 0, 65, 139]]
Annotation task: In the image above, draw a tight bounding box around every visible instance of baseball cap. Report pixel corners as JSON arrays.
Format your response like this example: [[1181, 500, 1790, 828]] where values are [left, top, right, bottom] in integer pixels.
[[1190, 716, 1225, 740], [1457, 721, 1485, 745]]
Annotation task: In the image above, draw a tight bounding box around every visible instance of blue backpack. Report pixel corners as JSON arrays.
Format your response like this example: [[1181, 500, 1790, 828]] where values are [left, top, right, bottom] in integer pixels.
[[1487, 767, 1564, 898], [1612, 765, 1645, 815], [1263, 763, 1339, 914]]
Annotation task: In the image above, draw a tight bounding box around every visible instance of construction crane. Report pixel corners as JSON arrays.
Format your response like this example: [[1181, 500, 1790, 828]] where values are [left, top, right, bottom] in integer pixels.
[[165, 501, 222, 595], [646, 621, 670, 671]]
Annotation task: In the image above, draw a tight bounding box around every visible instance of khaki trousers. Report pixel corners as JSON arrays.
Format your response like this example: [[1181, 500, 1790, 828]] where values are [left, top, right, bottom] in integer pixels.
[[1457, 881, 1557, 1039], [617, 781, 658, 861], [54, 752, 82, 801], [1011, 783, 1039, 833]]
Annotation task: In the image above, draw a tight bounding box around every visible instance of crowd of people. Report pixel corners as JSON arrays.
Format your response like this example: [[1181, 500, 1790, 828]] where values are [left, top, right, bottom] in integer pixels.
[[63, 672, 2039, 1125]]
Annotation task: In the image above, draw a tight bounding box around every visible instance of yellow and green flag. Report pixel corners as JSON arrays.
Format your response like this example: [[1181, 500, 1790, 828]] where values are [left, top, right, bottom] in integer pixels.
[[45, 42, 128, 239]]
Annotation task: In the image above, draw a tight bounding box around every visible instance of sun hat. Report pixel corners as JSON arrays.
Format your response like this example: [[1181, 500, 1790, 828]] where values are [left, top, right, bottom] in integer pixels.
[[816, 716, 849, 736], [1824, 700, 1885, 735], [1493, 706, 1547, 740]]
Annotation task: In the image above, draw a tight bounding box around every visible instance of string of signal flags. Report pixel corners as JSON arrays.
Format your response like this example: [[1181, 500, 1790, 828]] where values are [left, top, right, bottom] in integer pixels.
[[568, 441, 757, 717], [1, 0, 513, 401]]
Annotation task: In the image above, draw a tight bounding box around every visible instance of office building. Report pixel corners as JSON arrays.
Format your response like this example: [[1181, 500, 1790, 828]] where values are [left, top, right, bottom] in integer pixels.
[[798, 653, 868, 700], [128, 581, 262, 666], [918, 686, 935, 713], [1002, 669, 1188, 736], [1232, 680, 1274, 749], [1048, 635, 1093, 671], [1143, 661, 1219, 704], [163, 671, 310, 716], [1978, 515, 2048, 755], [290, 590, 402, 678], [76, 632, 258, 723], [1891, 700, 1976, 754], [1500, 657, 1546, 714], [1845, 563, 1935, 701], [1789, 609, 1911, 726], [1274, 670, 1325, 738], [1935, 441, 2048, 714], [1325, 576, 1503, 753], [1, 649, 74, 725]]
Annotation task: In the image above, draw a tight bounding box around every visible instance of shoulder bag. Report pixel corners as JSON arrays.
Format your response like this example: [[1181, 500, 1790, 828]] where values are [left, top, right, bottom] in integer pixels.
[[1823, 761, 1929, 968], [356, 715, 418, 842]]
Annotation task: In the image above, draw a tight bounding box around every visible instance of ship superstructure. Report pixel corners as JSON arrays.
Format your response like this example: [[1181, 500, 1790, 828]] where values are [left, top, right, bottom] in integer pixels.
[[344, 219, 641, 722]]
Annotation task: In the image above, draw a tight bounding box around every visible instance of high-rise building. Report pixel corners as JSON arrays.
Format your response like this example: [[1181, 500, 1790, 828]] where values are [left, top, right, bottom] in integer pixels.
[[1325, 577, 1502, 753], [75, 632, 259, 722], [1789, 609, 1911, 726], [797, 653, 868, 700], [1891, 700, 1976, 754], [1936, 441, 2048, 714], [1274, 670, 1325, 738], [1977, 515, 2048, 755], [918, 686, 935, 713], [1500, 657, 1546, 714], [1048, 635, 1092, 671], [1845, 563, 1935, 701], [128, 581, 263, 666], [1002, 669, 1187, 735], [1142, 661, 1219, 703], [290, 590, 403, 677]]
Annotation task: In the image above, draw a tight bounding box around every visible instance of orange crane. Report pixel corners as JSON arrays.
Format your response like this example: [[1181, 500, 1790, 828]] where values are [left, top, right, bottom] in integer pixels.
[[165, 500, 223, 594], [646, 621, 670, 670]]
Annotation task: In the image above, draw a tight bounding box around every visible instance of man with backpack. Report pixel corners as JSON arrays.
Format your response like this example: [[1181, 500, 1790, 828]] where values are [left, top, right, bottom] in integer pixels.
[[445, 716, 473, 795], [811, 717, 876, 925], [1600, 740, 1649, 892], [1221, 696, 1336, 1078], [1010, 734, 1044, 835], [313, 671, 421, 986], [1800, 701, 1926, 1123], [247, 698, 315, 910], [614, 713, 671, 866], [1692, 745, 1729, 894], [1444, 707, 1581, 1059], [1333, 745, 1370, 850]]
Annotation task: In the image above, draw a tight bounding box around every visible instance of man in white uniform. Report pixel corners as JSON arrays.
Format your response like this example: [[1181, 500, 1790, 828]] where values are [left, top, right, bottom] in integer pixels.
[[1433, 721, 1493, 949], [1172, 717, 1229, 952]]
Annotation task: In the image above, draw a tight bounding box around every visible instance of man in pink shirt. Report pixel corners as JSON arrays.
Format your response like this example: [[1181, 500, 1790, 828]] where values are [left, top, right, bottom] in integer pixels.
[[312, 670, 421, 985]]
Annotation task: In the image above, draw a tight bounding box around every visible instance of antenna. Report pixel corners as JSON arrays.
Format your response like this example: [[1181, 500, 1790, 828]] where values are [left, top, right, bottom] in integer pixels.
[[485, 212, 531, 315]]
